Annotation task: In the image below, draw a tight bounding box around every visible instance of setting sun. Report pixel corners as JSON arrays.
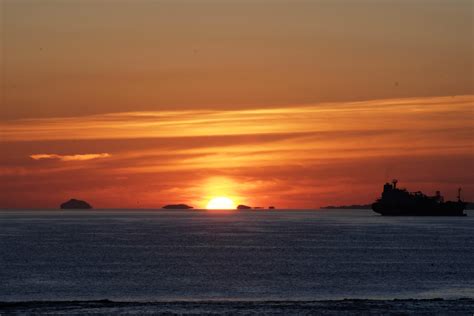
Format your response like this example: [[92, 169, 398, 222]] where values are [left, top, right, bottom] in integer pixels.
[[206, 197, 236, 210]]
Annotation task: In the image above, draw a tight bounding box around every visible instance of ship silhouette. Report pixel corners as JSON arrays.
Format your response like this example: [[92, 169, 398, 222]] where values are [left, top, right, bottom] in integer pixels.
[[372, 180, 466, 216]]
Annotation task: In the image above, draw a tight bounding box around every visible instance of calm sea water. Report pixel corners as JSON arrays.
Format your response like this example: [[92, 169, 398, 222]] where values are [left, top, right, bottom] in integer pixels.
[[1, 209, 473, 313]]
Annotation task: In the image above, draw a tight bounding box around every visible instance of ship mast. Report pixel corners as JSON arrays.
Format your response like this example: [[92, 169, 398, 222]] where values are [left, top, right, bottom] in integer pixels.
[[457, 188, 462, 202], [392, 179, 398, 189]]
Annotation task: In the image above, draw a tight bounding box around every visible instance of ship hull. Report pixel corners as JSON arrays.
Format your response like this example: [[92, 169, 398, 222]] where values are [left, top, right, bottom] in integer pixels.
[[372, 201, 466, 216]]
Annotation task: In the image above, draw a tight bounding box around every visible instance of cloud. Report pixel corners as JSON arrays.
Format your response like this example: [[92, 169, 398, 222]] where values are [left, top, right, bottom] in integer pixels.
[[1, 95, 472, 141], [30, 153, 111, 162]]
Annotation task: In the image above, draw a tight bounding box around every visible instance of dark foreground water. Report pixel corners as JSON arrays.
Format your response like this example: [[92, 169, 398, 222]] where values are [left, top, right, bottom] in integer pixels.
[[1, 209, 473, 314]]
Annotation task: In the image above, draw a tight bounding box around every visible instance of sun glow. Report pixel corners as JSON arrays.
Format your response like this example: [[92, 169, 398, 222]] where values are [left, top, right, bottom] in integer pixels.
[[206, 197, 236, 210]]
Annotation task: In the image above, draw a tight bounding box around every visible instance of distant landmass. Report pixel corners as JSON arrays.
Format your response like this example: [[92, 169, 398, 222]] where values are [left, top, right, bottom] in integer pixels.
[[237, 204, 252, 210], [162, 204, 193, 209], [322, 202, 474, 211], [60, 199, 92, 209], [321, 204, 372, 210], [237, 205, 276, 210]]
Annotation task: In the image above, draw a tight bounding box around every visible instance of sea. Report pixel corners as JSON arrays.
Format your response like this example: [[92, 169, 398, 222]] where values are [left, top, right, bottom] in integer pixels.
[[1, 209, 473, 315]]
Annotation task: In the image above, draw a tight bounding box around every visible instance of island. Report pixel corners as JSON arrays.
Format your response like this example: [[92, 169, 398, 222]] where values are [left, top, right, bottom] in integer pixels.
[[237, 204, 252, 210], [162, 204, 194, 209], [60, 198, 92, 209]]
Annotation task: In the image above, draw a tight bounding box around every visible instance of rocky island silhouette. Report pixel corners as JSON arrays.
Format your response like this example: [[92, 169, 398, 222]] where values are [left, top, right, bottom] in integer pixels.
[[237, 204, 252, 210], [60, 199, 92, 209], [162, 204, 194, 209]]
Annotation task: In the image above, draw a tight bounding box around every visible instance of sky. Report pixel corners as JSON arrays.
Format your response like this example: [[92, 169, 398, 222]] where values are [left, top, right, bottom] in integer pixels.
[[1, 0, 473, 208]]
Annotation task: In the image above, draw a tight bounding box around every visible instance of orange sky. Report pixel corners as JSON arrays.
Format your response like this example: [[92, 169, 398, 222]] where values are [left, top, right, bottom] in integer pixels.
[[0, 1, 473, 208], [1, 95, 473, 208]]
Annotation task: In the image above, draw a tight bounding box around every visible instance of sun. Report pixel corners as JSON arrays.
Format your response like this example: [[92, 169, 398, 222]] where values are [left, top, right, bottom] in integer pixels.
[[206, 197, 236, 210]]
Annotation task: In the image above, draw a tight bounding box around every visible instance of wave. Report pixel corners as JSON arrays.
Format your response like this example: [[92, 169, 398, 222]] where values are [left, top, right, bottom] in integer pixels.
[[1, 298, 473, 315]]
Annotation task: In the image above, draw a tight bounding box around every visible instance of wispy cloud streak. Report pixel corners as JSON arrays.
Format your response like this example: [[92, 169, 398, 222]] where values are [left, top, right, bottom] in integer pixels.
[[30, 153, 111, 161], [1, 95, 472, 141]]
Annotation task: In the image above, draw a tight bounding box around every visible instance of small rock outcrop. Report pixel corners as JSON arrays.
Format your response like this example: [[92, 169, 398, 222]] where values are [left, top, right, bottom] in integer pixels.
[[237, 204, 252, 210], [162, 204, 194, 209], [60, 199, 92, 209]]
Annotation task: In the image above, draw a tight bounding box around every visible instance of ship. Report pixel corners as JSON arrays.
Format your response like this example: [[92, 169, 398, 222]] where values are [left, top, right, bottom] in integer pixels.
[[372, 180, 466, 216]]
